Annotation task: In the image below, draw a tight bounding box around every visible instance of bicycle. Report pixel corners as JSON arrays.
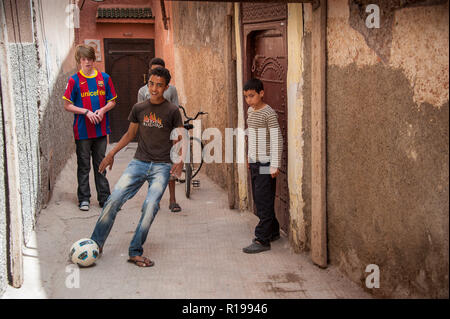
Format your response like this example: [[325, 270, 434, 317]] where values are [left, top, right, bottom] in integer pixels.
[[177, 105, 207, 198]]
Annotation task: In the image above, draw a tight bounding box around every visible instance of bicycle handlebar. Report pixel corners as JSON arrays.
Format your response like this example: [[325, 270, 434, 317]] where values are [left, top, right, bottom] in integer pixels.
[[178, 105, 208, 122], [178, 105, 189, 119]]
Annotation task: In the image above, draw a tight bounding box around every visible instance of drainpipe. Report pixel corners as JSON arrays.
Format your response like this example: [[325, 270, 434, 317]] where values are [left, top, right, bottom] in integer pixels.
[[311, 0, 327, 268]]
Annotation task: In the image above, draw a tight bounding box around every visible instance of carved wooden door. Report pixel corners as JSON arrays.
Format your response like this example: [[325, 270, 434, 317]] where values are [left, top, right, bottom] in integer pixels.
[[242, 3, 290, 234], [104, 39, 154, 142]]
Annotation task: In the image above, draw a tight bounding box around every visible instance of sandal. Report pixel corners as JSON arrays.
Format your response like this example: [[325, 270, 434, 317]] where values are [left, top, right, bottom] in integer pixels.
[[169, 202, 182, 213], [127, 256, 155, 267]]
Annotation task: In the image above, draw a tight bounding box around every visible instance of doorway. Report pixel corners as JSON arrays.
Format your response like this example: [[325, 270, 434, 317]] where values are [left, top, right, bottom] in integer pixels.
[[242, 3, 290, 234], [104, 38, 154, 142]]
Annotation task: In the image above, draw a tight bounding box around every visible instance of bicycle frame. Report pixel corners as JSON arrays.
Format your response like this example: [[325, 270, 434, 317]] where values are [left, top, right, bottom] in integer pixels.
[[178, 105, 207, 198]]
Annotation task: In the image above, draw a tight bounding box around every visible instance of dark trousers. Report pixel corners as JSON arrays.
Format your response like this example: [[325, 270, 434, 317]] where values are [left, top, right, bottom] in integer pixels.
[[75, 136, 110, 204], [249, 162, 280, 246]]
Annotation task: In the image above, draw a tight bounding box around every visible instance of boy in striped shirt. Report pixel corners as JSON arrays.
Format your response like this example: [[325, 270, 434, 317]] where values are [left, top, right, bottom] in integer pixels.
[[243, 78, 283, 254], [63, 44, 117, 211]]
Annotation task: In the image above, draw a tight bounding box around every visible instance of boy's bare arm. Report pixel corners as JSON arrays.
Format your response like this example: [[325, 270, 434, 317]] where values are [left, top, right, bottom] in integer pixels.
[[270, 166, 279, 178], [64, 100, 101, 124], [99, 122, 138, 173], [95, 100, 116, 121], [170, 126, 185, 178]]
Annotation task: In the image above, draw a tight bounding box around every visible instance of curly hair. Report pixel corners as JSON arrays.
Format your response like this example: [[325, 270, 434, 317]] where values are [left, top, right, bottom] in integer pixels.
[[148, 67, 171, 86]]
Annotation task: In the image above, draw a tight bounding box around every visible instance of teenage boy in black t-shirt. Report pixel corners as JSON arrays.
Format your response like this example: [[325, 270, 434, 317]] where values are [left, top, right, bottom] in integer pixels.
[[90, 67, 184, 267]]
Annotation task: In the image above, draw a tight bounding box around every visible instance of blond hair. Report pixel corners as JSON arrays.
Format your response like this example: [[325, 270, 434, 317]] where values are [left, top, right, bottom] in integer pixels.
[[75, 44, 96, 64]]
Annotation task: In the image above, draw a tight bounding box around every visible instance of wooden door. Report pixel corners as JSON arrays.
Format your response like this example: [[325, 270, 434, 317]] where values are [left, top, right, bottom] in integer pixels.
[[104, 39, 154, 142], [242, 3, 290, 234]]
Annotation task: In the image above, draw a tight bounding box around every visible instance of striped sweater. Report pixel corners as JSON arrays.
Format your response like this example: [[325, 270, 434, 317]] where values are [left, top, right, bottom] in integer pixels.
[[247, 104, 283, 168]]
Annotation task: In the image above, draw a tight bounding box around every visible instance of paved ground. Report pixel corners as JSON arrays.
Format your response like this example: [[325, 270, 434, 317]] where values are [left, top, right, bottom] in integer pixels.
[[3, 143, 372, 299]]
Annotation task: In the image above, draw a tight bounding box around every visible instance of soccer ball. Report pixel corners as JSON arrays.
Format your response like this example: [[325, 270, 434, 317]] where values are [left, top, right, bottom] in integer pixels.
[[69, 238, 99, 267]]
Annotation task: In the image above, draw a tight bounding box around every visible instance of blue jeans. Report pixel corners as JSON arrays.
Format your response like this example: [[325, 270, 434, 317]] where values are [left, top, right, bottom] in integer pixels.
[[91, 159, 172, 257]]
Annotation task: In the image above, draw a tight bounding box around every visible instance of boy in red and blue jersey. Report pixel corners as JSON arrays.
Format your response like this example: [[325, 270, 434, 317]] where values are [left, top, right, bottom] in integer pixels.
[[64, 69, 116, 139], [63, 44, 117, 211]]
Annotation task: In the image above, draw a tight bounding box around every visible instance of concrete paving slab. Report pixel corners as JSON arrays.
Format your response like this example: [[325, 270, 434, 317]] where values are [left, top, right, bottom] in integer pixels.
[[3, 143, 372, 299]]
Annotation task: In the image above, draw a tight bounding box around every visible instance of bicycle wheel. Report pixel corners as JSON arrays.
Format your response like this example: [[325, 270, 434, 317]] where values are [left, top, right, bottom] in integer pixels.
[[190, 137, 203, 179], [178, 137, 203, 183]]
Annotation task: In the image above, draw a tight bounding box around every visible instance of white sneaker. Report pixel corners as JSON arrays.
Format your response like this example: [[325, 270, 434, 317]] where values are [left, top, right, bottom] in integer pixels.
[[79, 201, 90, 211]]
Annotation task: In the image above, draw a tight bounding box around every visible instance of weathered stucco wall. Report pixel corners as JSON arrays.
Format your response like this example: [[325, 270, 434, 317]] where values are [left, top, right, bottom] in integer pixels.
[[292, 3, 313, 253], [0, 0, 76, 296], [8, 43, 41, 244], [4, 0, 77, 245], [302, 5, 313, 254], [327, 0, 449, 298], [234, 3, 249, 212], [153, 0, 176, 83], [32, 0, 77, 217], [287, 3, 310, 252], [171, 1, 232, 190]]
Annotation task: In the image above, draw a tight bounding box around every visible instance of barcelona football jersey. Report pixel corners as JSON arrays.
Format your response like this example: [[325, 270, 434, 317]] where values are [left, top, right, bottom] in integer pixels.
[[63, 69, 117, 140]]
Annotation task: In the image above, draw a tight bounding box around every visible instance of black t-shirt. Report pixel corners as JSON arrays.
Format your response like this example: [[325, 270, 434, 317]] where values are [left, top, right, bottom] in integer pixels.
[[128, 99, 183, 163]]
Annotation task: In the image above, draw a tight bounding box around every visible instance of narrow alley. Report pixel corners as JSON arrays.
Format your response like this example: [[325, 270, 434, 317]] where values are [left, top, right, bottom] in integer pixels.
[[3, 143, 370, 299], [1, 0, 447, 300]]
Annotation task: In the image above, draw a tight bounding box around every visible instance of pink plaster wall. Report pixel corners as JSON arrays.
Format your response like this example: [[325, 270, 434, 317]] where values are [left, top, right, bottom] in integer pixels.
[[152, 0, 176, 84]]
